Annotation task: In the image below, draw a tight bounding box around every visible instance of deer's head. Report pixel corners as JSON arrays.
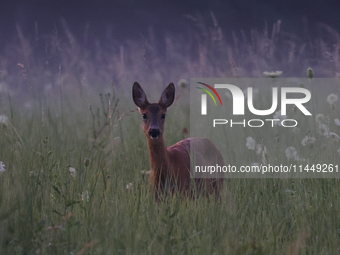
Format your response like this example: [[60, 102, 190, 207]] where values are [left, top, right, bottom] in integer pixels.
[[133, 82, 175, 139]]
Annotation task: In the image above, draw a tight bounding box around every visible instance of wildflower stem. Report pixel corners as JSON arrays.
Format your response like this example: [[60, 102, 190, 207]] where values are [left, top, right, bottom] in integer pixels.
[[58, 65, 64, 134], [309, 78, 317, 136], [7, 121, 24, 147]]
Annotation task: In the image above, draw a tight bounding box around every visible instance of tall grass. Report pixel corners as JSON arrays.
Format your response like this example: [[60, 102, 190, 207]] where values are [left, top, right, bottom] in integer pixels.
[[1, 17, 340, 254]]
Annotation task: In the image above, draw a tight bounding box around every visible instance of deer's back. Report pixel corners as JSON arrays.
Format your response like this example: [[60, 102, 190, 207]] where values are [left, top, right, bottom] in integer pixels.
[[167, 137, 224, 195]]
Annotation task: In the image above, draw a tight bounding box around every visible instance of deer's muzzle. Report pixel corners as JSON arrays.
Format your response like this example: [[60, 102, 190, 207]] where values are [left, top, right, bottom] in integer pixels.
[[148, 128, 161, 139]]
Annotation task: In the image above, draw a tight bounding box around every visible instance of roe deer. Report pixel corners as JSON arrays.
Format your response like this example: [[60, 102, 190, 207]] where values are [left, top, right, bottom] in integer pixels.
[[132, 82, 224, 200]]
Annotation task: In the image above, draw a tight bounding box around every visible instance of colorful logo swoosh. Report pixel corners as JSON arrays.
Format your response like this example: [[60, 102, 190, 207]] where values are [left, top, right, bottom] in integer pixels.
[[196, 82, 222, 106]]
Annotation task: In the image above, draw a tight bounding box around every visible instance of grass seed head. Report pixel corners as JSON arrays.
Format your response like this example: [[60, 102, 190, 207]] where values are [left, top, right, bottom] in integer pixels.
[[307, 67, 314, 79]]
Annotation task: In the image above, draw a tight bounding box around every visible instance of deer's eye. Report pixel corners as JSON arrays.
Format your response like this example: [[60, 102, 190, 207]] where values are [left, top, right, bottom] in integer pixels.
[[142, 114, 147, 119], [161, 114, 166, 119]]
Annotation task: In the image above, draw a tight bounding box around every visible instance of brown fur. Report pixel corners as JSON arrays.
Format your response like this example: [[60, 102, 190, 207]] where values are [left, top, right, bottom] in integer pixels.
[[133, 82, 224, 200]]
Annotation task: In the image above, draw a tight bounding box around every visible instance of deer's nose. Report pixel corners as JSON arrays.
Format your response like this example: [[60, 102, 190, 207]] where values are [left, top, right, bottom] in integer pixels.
[[148, 128, 161, 139]]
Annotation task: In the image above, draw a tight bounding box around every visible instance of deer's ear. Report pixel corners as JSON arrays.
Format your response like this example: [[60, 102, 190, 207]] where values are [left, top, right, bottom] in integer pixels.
[[133, 82, 149, 109], [159, 83, 175, 108]]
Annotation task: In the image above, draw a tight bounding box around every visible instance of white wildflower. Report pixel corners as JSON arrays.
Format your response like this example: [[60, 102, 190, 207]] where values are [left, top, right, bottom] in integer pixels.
[[126, 183, 133, 189], [141, 170, 151, 175], [315, 114, 325, 124], [81, 190, 90, 201], [0, 115, 9, 125], [335, 119, 340, 126], [69, 167, 77, 178], [328, 132, 340, 142], [256, 144, 263, 155], [317, 123, 329, 136], [0, 161, 6, 173], [285, 189, 296, 194], [246, 137, 256, 150], [263, 71, 283, 78], [256, 144, 267, 155], [301, 136, 316, 146], [273, 110, 287, 126], [285, 147, 299, 161], [327, 94, 338, 104]]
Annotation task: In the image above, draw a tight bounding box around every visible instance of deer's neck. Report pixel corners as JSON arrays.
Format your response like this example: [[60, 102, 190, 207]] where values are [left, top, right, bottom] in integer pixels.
[[147, 136, 169, 171], [147, 136, 170, 187]]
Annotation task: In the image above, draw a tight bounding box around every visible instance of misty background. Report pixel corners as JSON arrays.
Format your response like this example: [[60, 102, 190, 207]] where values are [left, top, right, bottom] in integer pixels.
[[1, 0, 340, 97], [2, 0, 340, 45]]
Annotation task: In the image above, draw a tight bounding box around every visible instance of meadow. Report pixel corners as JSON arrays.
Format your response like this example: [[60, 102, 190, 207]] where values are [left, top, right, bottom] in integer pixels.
[[1, 18, 340, 254]]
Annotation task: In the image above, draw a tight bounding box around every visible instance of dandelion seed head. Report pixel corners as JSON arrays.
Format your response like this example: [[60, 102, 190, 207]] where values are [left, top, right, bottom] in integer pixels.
[[327, 94, 338, 104], [315, 114, 325, 124]]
